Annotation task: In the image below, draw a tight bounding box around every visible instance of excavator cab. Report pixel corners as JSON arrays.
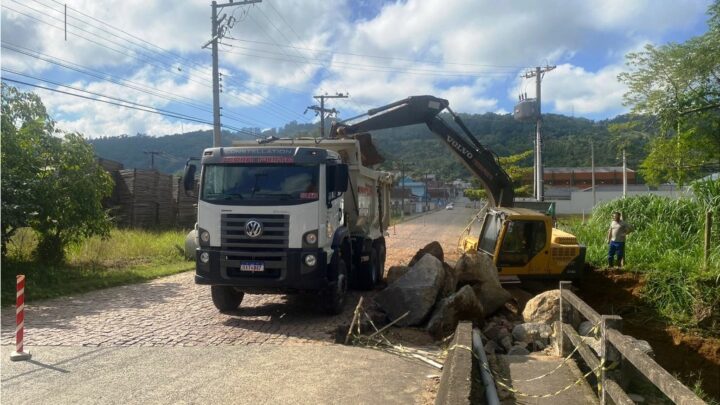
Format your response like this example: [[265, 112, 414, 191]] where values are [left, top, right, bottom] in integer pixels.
[[464, 208, 585, 278]]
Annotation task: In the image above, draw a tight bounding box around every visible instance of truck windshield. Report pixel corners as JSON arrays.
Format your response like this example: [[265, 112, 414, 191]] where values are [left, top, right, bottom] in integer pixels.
[[201, 164, 319, 204]]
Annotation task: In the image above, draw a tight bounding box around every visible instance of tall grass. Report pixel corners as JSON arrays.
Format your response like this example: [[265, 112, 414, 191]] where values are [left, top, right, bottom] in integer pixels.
[[564, 186, 720, 333], [7, 228, 186, 267], [1, 228, 192, 305]]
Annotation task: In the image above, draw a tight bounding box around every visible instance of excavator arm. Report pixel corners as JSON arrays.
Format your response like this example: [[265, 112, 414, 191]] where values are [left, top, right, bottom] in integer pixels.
[[331, 95, 514, 207]]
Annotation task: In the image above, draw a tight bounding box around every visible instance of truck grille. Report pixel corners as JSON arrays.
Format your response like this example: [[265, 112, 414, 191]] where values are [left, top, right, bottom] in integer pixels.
[[221, 213, 289, 250], [221, 214, 289, 278]]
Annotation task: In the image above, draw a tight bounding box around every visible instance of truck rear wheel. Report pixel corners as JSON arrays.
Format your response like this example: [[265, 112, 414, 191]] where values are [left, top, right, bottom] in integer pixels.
[[356, 247, 380, 290], [211, 286, 244, 312], [322, 256, 348, 315], [374, 239, 386, 283]]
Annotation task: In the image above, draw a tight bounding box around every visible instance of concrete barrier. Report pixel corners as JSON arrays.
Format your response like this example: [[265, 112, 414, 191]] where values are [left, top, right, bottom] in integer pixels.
[[435, 322, 473, 405]]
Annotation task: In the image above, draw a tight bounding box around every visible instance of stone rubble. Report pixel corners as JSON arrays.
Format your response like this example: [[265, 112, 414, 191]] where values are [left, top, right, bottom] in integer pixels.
[[372, 241, 611, 358]]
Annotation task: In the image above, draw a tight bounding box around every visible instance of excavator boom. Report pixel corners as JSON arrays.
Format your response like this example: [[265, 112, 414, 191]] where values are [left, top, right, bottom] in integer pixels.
[[332, 95, 514, 207]]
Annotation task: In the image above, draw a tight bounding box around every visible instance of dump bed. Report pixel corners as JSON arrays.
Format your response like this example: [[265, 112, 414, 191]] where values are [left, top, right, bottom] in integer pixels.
[[232, 138, 393, 239]]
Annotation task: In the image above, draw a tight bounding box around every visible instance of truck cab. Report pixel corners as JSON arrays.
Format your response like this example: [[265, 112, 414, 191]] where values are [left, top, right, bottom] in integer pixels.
[[185, 139, 391, 314]]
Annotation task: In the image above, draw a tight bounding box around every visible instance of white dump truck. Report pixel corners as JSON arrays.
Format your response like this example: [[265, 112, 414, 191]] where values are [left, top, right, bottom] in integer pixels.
[[183, 136, 392, 314]]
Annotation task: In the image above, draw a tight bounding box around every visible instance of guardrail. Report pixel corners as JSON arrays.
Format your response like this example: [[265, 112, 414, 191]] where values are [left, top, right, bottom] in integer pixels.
[[556, 281, 706, 405]]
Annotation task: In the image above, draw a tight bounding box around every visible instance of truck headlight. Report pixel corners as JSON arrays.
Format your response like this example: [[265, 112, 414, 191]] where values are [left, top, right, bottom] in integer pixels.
[[199, 230, 210, 244], [305, 232, 317, 244], [304, 254, 317, 267], [200, 252, 210, 263]]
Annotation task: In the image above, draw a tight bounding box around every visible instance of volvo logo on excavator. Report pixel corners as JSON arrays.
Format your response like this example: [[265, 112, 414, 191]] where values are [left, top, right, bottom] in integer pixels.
[[446, 135, 473, 159]]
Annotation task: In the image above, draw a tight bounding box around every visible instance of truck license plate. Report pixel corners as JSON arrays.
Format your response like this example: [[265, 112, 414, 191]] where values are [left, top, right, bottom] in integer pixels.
[[240, 261, 264, 272]]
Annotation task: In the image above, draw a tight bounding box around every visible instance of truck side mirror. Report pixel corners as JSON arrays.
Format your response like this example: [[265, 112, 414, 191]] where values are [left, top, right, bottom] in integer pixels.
[[327, 164, 348, 193], [183, 164, 197, 195]]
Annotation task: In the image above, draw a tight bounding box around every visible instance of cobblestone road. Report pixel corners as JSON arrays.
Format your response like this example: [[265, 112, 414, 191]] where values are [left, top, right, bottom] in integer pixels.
[[1, 204, 476, 348]]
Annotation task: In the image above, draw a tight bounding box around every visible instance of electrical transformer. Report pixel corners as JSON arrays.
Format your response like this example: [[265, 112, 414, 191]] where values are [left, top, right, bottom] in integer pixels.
[[513, 99, 538, 121]]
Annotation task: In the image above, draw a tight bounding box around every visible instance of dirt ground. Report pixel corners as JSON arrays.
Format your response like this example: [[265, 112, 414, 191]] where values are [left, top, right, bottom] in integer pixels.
[[384, 205, 477, 268], [575, 269, 720, 401]]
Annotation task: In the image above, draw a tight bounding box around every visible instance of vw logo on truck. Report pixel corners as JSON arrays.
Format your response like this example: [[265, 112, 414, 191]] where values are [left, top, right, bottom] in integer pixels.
[[244, 220, 263, 238]]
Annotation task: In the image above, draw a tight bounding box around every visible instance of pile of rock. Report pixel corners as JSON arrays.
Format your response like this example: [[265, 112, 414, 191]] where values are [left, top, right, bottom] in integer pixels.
[[481, 289, 570, 355], [374, 242, 512, 339]]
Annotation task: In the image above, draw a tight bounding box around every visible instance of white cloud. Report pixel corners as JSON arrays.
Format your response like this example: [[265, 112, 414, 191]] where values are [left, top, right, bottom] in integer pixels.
[[1, 0, 711, 136], [543, 63, 628, 115]]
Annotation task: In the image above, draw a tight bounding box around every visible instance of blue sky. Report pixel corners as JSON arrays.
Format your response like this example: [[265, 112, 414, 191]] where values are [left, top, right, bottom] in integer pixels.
[[1, 0, 714, 138]]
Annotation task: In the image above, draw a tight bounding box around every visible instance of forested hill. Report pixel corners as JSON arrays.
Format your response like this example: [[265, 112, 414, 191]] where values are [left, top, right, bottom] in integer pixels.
[[90, 113, 649, 180], [90, 130, 257, 175]]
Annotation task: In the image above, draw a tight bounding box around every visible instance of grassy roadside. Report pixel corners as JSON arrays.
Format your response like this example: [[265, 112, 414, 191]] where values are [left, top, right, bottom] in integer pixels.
[[1, 228, 192, 306], [561, 195, 719, 335]]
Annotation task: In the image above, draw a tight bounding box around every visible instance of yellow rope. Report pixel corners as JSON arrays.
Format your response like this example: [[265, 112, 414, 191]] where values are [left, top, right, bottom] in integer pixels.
[[447, 322, 601, 383]]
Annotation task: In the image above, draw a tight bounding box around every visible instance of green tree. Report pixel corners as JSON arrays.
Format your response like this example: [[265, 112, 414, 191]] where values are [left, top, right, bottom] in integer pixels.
[[618, 1, 720, 184], [1, 84, 113, 262], [1, 84, 51, 254], [463, 149, 533, 201]]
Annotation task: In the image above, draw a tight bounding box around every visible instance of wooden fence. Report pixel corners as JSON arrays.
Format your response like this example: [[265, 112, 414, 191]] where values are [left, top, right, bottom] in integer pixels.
[[555, 281, 706, 405], [99, 159, 197, 229]]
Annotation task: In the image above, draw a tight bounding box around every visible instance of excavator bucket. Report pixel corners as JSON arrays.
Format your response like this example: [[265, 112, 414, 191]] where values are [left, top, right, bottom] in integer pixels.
[[355, 133, 385, 166]]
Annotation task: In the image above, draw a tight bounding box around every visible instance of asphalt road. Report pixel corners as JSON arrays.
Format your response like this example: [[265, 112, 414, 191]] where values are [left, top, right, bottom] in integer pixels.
[[1, 345, 434, 405], [0, 203, 476, 404]]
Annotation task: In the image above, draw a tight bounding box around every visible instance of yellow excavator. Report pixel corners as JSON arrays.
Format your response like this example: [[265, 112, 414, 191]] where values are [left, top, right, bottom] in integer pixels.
[[331, 95, 585, 278]]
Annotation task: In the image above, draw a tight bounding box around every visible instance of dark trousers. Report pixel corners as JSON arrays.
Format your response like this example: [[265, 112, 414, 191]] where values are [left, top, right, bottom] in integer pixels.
[[608, 241, 625, 267]]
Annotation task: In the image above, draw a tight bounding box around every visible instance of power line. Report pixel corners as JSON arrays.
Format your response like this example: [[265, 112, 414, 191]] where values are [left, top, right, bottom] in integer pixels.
[[45, 0, 307, 123], [46, 0, 209, 74], [255, 6, 314, 66], [1, 68, 236, 128], [218, 44, 514, 78], [3, 3, 305, 126], [1, 77, 254, 135], [1, 42, 265, 128], [223, 37, 526, 69], [10, 1, 200, 82], [46, 0, 310, 118], [223, 42, 517, 75]]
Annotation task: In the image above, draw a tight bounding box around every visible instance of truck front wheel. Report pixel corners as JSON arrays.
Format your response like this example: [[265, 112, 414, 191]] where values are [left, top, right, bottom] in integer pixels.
[[322, 256, 348, 315], [211, 286, 244, 312]]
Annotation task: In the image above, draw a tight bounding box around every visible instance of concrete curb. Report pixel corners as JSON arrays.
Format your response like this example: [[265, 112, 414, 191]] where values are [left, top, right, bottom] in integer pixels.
[[435, 322, 473, 405]]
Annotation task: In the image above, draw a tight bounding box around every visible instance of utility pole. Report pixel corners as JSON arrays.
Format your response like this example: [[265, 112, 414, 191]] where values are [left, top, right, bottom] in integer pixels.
[[622, 148, 627, 199], [144, 151, 161, 169], [424, 173, 429, 212], [307, 93, 348, 137], [203, 0, 261, 147], [399, 160, 406, 220], [524, 65, 556, 201]]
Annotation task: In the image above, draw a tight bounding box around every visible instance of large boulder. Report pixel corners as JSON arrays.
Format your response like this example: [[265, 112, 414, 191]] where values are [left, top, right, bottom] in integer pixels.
[[455, 252, 511, 315], [440, 262, 458, 298], [375, 254, 445, 327], [471, 283, 512, 316], [386, 266, 411, 285], [408, 241, 444, 267], [512, 323, 553, 344], [427, 285, 484, 339], [523, 290, 559, 324], [522, 289, 579, 326], [455, 252, 498, 284]]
